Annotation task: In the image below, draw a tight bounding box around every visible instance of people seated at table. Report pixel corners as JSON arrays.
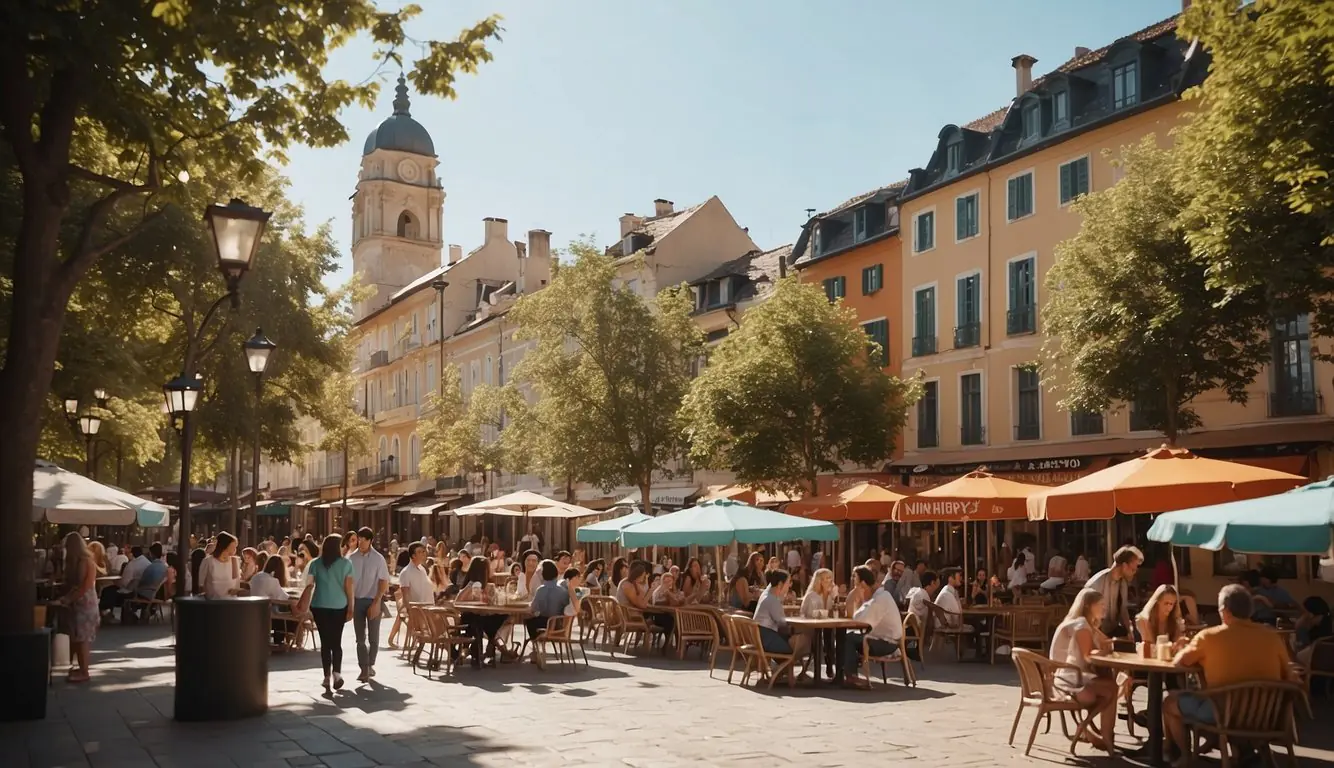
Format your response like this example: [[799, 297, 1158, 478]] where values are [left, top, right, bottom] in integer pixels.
[[560, 567, 585, 617], [676, 558, 704, 603], [651, 572, 685, 606], [1072, 553, 1091, 583], [609, 557, 629, 590], [555, 550, 573, 572], [517, 549, 542, 598], [446, 557, 466, 591], [99, 545, 149, 618], [457, 557, 507, 668], [87, 540, 109, 577], [1251, 567, 1298, 623], [753, 569, 810, 661], [1294, 596, 1331, 669], [1164, 585, 1296, 764], [1049, 588, 1118, 752], [727, 569, 757, 612], [800, 568, 836, 618], [583, 559, 607, 593], [842, 565, 903, 689], [904, 570, 939, 629], [618, 560, 675, 644], [525, 560, 570, 670], [1084, 545, 1142, 638], [107, 544, 129, 575], [1006, 552, 1028, 595]]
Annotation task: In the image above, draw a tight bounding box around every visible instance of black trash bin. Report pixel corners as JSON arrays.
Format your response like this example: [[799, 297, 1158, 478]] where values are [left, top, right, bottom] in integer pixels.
[[174, 596, 269, 721]]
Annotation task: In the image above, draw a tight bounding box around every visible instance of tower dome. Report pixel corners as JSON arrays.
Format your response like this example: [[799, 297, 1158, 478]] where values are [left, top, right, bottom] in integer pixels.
[[362, 74, 435, 157]]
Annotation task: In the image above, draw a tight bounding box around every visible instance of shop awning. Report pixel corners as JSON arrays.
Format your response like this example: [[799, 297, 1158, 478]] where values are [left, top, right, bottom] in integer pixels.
[[312, 497, 376, 510], [257, 504, 292, 517], [401, 501, 448, 515]]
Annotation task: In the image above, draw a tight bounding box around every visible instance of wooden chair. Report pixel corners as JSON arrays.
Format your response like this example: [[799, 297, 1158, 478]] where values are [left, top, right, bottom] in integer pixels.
[[412, 607, 472, 678], [1303, 636, 1334, 698], [925, 602, 974, 661], [674, 608, 717, 661], [902, 612, 925, 675], [583, 595, 617, 647], [730, 616, 798, 689], [1008, 648, 1100, 757], [712, 613, 744, 682], [535, 615, 587, 666], [272, 584, 315, 651], [992, 607, 1050, 664], [616, 604, 662, 656], [1186, 681, 1310, 768], [862, 625, 916, 688], [124, 574, 175, 624]]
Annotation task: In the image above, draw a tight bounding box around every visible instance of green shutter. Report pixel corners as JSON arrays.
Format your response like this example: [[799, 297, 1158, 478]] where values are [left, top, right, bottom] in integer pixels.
[[1007, 178, 1018, 219], [1077, 159, 1089, 197], [1059, 164, 1071, 203]]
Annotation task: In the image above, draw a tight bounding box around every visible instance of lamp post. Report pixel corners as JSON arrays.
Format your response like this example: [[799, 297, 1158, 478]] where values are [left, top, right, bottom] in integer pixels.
[[243, 328, 276, 547], [432, 278, 448, 385], [77, 414, 102, 477]]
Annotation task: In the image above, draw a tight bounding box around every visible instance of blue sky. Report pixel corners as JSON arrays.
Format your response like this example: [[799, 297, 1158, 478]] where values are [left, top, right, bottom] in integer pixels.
[[284, 0, 1183, 287]]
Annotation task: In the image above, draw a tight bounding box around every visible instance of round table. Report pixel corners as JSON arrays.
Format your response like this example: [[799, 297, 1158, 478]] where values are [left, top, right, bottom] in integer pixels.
[[785, 617, 870, 685], [1088, 651, 1200, 767]]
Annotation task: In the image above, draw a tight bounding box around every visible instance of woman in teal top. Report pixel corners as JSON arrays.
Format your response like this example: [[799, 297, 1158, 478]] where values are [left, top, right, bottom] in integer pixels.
[[306, 534, 355, 692]]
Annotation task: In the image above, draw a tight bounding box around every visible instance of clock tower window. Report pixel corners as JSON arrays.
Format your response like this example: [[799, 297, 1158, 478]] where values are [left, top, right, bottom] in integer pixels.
[[396, 211, 419, 239]]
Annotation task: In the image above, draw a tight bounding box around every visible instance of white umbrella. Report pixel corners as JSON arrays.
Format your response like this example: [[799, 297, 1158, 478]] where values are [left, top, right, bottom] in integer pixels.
[[33, 460, 171, 527], [453, 490, 603, 519]]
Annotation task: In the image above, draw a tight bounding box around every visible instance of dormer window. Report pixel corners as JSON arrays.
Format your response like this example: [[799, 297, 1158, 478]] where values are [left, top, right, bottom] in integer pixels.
[[1053, 91, 1069, 125], [813, 223, 824, 256], [945, 141, 963, 174], [853, 207, 868, 242], [622, 234, 636, 257], [1112, 61, 1138, 109], [1021, 102, 1040, 139]]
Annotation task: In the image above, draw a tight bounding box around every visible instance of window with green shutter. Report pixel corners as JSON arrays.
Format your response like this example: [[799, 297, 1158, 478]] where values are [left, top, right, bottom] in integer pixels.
[[1015, 366, 1041, 440], [823, 276, 846, 302], [861, 264, 883, 295], [954, 274, 980, 348], [917, 381, 939, 448], [1059, 157, 1090, 205], [1112, 61, 1138, 110], [862, 319, 889, 367], [1007, 173, 1034, 221], [955, 193, 979, 240], [1007, 257, 1036, 335], [913, 287, 936, 356], [1053, 91, 1069, 125], [914, 211, 935, 253]]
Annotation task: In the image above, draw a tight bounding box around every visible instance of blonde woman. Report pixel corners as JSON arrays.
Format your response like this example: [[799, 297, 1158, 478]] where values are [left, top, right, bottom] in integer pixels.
[[86, 540, 109, 576], [800, 568, 836, 618], [1049, 588, 1119, 752], [55, 533, 99, 682]]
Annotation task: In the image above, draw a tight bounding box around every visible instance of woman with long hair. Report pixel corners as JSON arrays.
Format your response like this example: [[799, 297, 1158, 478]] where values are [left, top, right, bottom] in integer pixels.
[[1007, 552, 1028, 594], [800, 568, 836, 618], [56, 533, 98, 682], [1050, 588, 1119, 752], [85, 540, 109, 576], [198, 531, 241, 599], [679, 557, 708, 603], [1136, 584, 1186, 647], [456, 557, 506, 667], [189, 547, 206, 595], [307, 534, 355, 692], [583, 558, 607, 593], [608, 557, 629, 589]]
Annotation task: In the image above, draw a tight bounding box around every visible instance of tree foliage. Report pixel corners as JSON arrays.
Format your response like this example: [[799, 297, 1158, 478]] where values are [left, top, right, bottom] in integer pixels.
[[680, 277, 918, 496], [1042, 138, 1271, 444], [420, 378, 530, 479], [1176, 0, 1334, 335], [509, 241, 703, 513]]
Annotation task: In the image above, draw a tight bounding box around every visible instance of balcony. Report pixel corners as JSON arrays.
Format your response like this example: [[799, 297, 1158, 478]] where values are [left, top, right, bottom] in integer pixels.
[[1269, 390, 1323, 418], [953, 322, 980, 349], [961, 424, 986, 446], [369, 350, 389, 369], [1006, 305, 1036, 335], [436, 474, 466, 492], [911, 335, 937, 357], [1014, 422, 1041, 441], [302, 471, 346, 491]]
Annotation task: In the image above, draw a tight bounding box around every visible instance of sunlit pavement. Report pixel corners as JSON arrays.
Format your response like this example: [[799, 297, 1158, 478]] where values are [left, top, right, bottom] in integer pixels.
[[6, 623, 1332, 767]]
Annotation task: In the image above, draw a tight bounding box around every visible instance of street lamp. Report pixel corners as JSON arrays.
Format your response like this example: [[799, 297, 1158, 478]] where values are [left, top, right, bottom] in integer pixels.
[[77, 413, 101, 477], [93, 388, 108, 407], [164, 372, 202, 558], [205, 199, 271, 300], [243, 328, 276, 545], [64, 398, 79, 417]]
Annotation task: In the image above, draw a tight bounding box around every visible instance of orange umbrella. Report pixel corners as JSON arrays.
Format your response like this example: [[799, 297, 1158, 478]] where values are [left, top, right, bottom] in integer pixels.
[[894, 470, 1043, 522], [1027, 445, 1307, 522], [702, 485, 795, 506], [786, 482, 905, 522]]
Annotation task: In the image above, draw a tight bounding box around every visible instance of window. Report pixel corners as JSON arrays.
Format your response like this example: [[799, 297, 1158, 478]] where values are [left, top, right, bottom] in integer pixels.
[[1112, 61, 1138, 110], [1007, 172, 1034, 220], [1006, 256, 1036, 335], [813, 224, 825, 256], [1053, 90, 1069, 124], [705, 328, 729, 343], [1130, 396, 1160, 432], [918, 381, 939, 449], [912, 287, 936, 357], [484, 355, 494, 385], [1271, 314, 1319, 416], [862, 319, 889, 367], [913, 210, 935, 253], [945, 142, 963, 174], [961, 373, 984, 445], [1059, 157, 1090, 205], [955, 273, 981, 348], [1070, 410, 1105, 436], [853, 207, 867, 242], [955, 193, 979, 241], [1021, 102, 1040, 139], [426, 361, 436, 395], [822, 276, 846, 302], [1015, 367, 1041, 441], [396, 211, 418, 239], [861, 264, 883, 295], [705, 279, 722, 308]]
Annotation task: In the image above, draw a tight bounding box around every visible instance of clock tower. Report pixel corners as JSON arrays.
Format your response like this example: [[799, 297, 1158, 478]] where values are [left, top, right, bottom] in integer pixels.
[[351, 74, 445, 321]]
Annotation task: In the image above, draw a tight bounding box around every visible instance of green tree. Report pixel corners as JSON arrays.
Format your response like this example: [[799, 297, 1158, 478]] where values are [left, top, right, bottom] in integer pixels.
[[421, 381, 530, 484], [1042, 138, 1271, 445], [509, 241, 703, 514], [680, 277, 917, 497], [417, 364, 468, 480], [317, 371, 374, 518], [1176, 0, 1334, 335], [0, 1, 501, 632]]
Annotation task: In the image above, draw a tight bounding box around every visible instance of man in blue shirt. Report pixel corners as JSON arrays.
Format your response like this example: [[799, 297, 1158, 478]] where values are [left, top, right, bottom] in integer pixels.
[[128, 543, 168, 622], [525, 560, 569, 670]]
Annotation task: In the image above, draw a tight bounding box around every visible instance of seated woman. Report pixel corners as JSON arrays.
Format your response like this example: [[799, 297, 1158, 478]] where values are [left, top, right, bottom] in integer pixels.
[[1007, 553, 1029, 598], [1050, 588, 1119, 753], [651, 572, 685, 606], [1295, 596, 1332, 669], [800, 568, 835, 618], [583, 559, 606, 594], [970, 568, 990, 605], [456, 558, 508, 668], [1135, 584, 1187, 647], [753, 569, 810, 662], [1041, 552, 1067, 593], [248, 555, 294, 644], [678, 558, 709, 604], [617, 561, 674, 644]]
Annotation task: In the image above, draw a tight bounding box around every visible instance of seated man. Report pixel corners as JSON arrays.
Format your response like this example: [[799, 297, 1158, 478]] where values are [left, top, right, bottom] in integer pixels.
[[525, 559, 569, 670], [100, 545, 148, 618], [1164, 585, 1294, 763], [842, 565, 904, 689], [903, 570, 939, 630], [752, 569, 810, 663], [127, 543, 169, 620]]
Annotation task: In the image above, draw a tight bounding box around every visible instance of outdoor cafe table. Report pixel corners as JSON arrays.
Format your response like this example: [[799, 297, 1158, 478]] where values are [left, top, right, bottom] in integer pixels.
[[1088, 651, 1201, 767], [786, 617, 870, 685], [450, 602, 534, 652]]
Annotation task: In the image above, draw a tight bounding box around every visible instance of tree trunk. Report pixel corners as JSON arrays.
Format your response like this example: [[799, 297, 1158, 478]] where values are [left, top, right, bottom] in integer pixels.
[[1163, 377, 1180, 447], [227, 438, 239, 537], [640, 480, 653, 517], [0, 190, 72, 634]]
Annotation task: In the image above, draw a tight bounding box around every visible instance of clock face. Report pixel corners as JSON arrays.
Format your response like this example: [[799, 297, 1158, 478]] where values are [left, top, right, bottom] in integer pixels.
[[397, 159, 420, 182]]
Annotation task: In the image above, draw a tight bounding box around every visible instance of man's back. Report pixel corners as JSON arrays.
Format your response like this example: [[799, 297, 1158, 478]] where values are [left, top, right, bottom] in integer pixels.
[[1189, 621, 1290, 688], [531, 580, 569, 617]]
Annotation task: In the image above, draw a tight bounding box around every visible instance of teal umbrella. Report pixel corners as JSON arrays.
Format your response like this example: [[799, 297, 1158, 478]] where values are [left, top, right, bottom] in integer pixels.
[[576, 510, 652, 543], [1146, 478, 1334, 555], [619, 499, 839, 548]]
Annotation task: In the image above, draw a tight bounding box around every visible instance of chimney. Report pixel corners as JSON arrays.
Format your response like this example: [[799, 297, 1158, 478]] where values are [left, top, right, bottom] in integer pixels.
[[653, 198, 674, 217], [1011, 54, 1038, 96], [447, 244, 462, 265], [619, 213, 644, 238], [527, 229, 552, 262], [1074, 46, 1091, 59], [514, 241, 527, 259], [482, 216, 508, 243]]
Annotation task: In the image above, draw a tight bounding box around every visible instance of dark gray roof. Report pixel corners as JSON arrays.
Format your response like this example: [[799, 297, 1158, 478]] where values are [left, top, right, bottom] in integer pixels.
[[363, 75, 436, 157], [690, 244, 790, 310]]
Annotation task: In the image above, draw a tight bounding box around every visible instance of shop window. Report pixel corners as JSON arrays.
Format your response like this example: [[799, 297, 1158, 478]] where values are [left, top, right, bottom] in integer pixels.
[[1213, 546, 1248, 577]]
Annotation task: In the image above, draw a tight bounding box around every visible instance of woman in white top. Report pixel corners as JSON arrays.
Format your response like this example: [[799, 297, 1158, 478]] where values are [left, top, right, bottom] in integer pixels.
[[198, 531, 241, 599], [1007, 552, 1028, 594], [1049, 588, 1118, 752], [1073, 554, 1091, 583], [1041, 552, 1068, 592], [801, 568, 836, 618]]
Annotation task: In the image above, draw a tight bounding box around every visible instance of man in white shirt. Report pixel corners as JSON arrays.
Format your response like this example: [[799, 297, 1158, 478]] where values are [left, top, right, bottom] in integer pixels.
[[348, 527, 391, 682], [107, 545, 128, 575], [809, 547, 823, 572], [1084, 545, 1143, 637], [398, 543, 434, 605], [843, 565, 904, 688], [904, 570, 939, 629], [100, 546, 149, 616], [785, 546, 802, 572], [934, 567, 968, 628]]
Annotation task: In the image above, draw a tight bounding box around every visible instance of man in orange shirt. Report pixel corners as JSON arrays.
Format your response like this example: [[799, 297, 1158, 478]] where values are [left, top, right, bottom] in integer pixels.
[[1164, 584, 1294, 762]]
